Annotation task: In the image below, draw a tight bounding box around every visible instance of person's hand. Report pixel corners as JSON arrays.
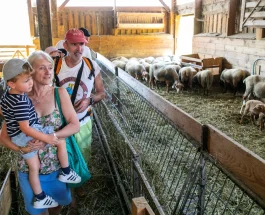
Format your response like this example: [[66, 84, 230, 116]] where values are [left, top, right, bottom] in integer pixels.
[[46, 134, 59, 146], [74, 98, 90, 113], [27, 139, 46, 151]]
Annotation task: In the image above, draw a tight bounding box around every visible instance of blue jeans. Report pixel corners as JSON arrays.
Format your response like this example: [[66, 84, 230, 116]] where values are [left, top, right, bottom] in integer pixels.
[[12, 124, 54, 159]]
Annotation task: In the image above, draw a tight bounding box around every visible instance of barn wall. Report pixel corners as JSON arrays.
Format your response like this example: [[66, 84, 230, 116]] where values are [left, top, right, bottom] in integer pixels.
[[193, 36, 265, 73], [189, 0, 265, 73], [33, 35, 174, 59]]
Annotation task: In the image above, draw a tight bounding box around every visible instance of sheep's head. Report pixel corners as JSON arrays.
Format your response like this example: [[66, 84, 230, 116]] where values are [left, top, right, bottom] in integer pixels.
[[142, 71, 149, 82], [172, 81, 184, 93]]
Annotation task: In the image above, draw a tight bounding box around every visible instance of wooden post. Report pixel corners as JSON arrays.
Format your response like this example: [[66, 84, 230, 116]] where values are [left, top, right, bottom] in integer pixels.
[[113, 0, 117, 28], [27, 0, 34, 37], [194, 0, 202, 35], [240, 0, 247, 32], [36, 0, 52, 50], [171, 0, 176, 54], [256, 28, 264, 40], [132, 197, 155, 215], [227, 0, 238, 36], [50, 0, 58, 38]]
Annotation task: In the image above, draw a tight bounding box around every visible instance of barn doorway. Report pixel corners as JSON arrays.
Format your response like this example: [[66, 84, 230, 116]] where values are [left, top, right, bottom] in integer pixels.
[[176, 15, 194, 56]]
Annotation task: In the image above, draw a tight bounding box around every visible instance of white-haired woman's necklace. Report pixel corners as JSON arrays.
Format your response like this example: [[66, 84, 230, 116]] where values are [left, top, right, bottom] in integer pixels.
[[32, 89, 50, 104]]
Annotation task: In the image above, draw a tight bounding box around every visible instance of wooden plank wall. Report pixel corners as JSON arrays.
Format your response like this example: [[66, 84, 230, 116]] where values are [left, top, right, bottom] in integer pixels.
[[35, 35, 174, 59], [202, 0, 229, 35], [57, 9, 114, 37], [52, 7, 167, 37]]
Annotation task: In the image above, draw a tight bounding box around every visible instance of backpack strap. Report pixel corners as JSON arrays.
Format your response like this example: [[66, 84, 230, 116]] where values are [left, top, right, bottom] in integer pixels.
[[54, 57, 62, 86], [82, 57, 95, 80], [54, 56, 95, 87]]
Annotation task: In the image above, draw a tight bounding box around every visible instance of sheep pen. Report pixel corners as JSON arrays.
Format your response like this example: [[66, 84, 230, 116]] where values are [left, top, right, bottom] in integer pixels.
[[141, 81, 265, 160]]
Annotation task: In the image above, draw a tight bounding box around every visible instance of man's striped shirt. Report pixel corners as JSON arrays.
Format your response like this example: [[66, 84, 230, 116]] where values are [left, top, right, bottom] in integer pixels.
[[0, 91, 39, 137]]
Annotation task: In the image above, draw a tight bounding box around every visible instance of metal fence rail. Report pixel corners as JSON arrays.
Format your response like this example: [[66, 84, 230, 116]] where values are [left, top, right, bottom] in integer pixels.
[[93, 54, 265, 215]]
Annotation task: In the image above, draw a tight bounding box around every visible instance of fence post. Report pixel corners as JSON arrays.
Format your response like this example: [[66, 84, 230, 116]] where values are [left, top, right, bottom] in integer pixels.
[[114, 67, 122, 112], [10, 171, 18, 215], [132, 197, 155, 215], [133, 155, 141, 197], [198, 125, 208, 214]]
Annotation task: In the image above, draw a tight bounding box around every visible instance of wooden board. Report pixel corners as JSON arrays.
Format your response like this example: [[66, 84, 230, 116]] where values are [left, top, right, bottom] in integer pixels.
[[0, 169, 12, 215], [207, 125, 265, 203]]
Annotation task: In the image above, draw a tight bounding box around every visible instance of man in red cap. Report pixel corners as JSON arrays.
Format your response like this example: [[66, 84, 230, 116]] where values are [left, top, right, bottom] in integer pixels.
[[55, 28, 105, 200]]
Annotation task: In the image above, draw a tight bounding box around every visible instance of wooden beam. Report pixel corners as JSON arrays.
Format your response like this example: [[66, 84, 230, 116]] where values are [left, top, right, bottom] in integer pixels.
[[256, 28, 264, 40], [50, 0, 58, 38], [227, 0, 238, 36], [244, 19, 265, 27], [158, 0, 170, 12], [171, 0, 176, 54], [194, 0, 202, 35], [239, 0, 246, 31], [27, 0, 34, 37], [58, 0, 70, 11], [114, 0, 117, 28], [242, 0, 262, 27], [246, 1, 265, 8], [36, 0, 52, 50], [132, 197, 155, 215], [244, 11, 265, 19]]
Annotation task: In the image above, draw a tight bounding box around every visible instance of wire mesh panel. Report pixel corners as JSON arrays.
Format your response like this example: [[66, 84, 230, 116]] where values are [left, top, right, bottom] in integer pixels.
[[94, 57, 265, 215]]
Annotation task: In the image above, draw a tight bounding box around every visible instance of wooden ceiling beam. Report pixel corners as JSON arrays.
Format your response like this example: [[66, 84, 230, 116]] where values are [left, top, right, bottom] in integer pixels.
[[158, 0, 170, 12], [58, 0, 70, 11]]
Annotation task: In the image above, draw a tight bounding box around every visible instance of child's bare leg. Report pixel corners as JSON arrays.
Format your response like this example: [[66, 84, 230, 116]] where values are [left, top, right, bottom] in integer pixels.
[[25, 154, 42, 195], [56, 139, 68, 168], [57, 139, 81, 184]]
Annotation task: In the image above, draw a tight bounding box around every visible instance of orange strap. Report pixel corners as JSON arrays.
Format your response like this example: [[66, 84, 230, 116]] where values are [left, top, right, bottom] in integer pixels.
[[56, 57, 92, 76], [55, 57, 63, 75]]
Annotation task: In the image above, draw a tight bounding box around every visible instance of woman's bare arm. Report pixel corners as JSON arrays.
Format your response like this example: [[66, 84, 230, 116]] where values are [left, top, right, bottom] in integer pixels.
[[54, 87, 80, 139]]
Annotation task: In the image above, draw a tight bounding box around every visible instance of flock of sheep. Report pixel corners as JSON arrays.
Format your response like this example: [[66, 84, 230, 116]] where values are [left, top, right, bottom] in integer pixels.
[[110, 55, 265, 132]]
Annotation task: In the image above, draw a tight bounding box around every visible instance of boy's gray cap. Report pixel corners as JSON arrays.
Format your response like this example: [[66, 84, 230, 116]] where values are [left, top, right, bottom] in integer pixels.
[[2, 58, 28, 81]]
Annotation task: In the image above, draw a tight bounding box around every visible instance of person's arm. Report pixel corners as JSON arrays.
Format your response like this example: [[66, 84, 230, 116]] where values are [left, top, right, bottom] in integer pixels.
[[54, 87, 80, 139], [19, 121, 58, 145], [91, 72, 106, 104], [74, 72, 106, 113], [0, 122, 31, 154]]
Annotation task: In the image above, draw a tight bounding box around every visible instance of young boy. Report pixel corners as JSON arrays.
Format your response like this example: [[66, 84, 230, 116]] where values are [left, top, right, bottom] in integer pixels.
[[0, 58, 81, 209]]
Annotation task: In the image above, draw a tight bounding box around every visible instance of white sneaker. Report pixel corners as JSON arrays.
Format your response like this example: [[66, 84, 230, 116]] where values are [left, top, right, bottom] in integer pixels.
[[58, 169, 81, 184], [33, 195, 58, 209]]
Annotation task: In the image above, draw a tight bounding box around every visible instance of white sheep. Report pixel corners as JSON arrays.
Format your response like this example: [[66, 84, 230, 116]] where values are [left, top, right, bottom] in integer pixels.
[[144, 56, 155, 64], [125, 60, 146, 80], [112, 60, 126, 71], [178, 66, 197, 89], [239, 99, 264, 124], [192, 70, 213, 95], [243, 75, 265, 102], [149, 63, 182, 93], [220, 68, 250, 96]]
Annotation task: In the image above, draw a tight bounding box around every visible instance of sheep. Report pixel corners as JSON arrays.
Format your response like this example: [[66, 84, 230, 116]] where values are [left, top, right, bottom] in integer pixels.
[[112, 60, 126, 71], [258, 112, 265, 132], [239, 100, 264, 124], [178, 66, 197, 89], [192, 70, 213, 95], [243, 75, 265, 102], [220, 69, 250, 96], [149, 63, 182, 93], [252, 104, 265, 132], [125, 60, 146, 80], [110, 56, 129, 63], [144, 56, 155, 64]]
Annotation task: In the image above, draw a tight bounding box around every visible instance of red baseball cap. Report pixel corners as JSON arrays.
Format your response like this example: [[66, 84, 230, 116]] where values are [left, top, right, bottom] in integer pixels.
[[64, 28, 88, 43]]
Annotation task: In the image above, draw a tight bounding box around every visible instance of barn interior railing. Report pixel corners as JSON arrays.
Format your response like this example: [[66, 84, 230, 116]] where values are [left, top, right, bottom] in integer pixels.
[[93, 52, 265, 215]]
